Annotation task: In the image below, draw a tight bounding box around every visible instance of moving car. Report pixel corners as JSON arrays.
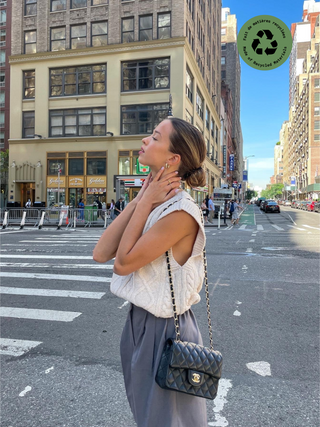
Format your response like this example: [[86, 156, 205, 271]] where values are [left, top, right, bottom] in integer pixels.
[[261, 200, 273, 211], [256, 197, 266, 206], [314, 202, 320, 213], [265, 201, 280, 213]]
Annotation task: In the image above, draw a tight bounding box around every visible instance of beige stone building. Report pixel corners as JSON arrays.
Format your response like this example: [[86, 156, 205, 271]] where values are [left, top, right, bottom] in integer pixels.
[[280, 120, 290, 186], [8, 0, 222, 208], [288, 15, 320, 199]]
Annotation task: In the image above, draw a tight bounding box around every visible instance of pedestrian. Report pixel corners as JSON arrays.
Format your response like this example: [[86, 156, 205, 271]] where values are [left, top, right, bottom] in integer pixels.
[[110, 199, 115, 220], [230, 199, 243, 225], [208, 195, 215, 224], [78, 198, 85, 221], [93, 117, 209, 426], [113, 197, 124, 218], [95, 198, 102, 218], [25, 199, 31, 208], [201, 199, 209, 223]]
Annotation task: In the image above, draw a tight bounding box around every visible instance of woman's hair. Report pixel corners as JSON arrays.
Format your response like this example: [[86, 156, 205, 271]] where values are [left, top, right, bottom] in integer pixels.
[[167, 117, 206, 187]]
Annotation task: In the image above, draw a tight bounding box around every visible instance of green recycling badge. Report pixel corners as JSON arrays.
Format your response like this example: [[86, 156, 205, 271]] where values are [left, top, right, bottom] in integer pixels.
[[238, 15, 292, 70]]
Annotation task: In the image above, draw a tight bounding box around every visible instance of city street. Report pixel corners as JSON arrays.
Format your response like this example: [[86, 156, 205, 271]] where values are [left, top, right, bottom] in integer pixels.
[[0, 204, 319, 427]]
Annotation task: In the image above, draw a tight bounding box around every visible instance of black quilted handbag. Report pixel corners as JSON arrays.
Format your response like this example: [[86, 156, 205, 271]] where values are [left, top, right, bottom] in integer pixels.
[[155, 202, 223, 400]]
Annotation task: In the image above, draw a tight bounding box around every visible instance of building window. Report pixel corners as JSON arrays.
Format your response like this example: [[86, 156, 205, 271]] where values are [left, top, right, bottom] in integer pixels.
[[92, 0, 108, 4], [186, 66, 193, 103], [49, 108, 106, 137], [315, 93, 320, 102], [315, 120, 320, 130], [0, 10, 6, 25], [50, 65, 106, 97], [122, 17, 134, 43], [71, 24, 87, 49], [87, 158, 106, 175], [314, 79, 320, 88], [51, 27, 66, 51], [23, 111, 35, 138], [92, 21, 108, 46], [69, 158, 84, 175], [51, 0, 66, 11], [0, 29, 5, 45], [221, 57, 226, 65], [221, 42, 226, 50], [315, 107, 320, 116], [25, 0, 37, 16], [221, 28, 226, 35], [24, 31, 37, 54], [206, 107, 210, 129], [139, 15, 153, 41], [0, 92, 4, 106], [185, 109, 193, 124], [0, 70, 5, 85], [196, 89, 204, 120], [0, 50, 5, 66], [23, 70, 35, 99], [71, 0, 87, 8], [221, 70, 226, 79], [211, 118, 214, 137], [121, 103, 169, 135], [122, 58, 169, 91], [314, 134, 320, 142], [47, 159, 66, 175], [157, 13, 171, 39], [0, 111, 4, 126]]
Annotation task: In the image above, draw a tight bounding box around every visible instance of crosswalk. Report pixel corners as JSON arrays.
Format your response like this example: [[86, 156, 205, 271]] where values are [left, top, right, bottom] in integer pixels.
[[227, 224, 320, 232], [0, 232, 111, 358]]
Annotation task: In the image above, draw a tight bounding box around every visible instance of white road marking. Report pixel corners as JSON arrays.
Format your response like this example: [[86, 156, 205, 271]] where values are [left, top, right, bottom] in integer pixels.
[[239, 225, 247, 230], [242, 265, 248, 270], [212, 233, 216, 235], [0, 338, 42, 357], [208, 378, 233, 427], [303, 225, 320, 230], [0, 255, 97, 260], [118, 301, 129, 309], [249, 239, 255, 243], [246, 361, 271, 377], [246, 248, 253, 253], [0, 262, 114, 270], [233, 310, 241, 316], [0, 272, 111, 282], [45, 367, 54, 374], [287, 214, 297, 225], [287, 225, 306, 231], [0, 287, 105, 299], [19, 386, 32, 397], [235, 301, 242, 305], [271, 225, 284, 231], [257, 225, 264, 231], [0, 307, 82, 322]]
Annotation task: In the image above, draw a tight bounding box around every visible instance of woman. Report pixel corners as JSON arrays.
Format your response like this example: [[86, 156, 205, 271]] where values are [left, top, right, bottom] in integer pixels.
[[110, 199, 115, 220], [201, 198, 209, 224], [93, 117, 208, 426]]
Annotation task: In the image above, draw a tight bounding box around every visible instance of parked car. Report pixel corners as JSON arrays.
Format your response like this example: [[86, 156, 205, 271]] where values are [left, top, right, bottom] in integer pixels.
[[307, 201, 317, 212], [284, 200, 291, 206], [299, 201, 308, 210], [256, 197, 266, 206], [314, 202, 320, 213], [265, 201, 280, 213], [261, 200, 273, 211], [291, 200, 297, 208]]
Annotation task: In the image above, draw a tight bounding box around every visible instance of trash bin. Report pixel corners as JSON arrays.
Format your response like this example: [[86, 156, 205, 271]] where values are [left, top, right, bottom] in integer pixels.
[[84, 205, 97, 221], [33, 201, 46, 209]]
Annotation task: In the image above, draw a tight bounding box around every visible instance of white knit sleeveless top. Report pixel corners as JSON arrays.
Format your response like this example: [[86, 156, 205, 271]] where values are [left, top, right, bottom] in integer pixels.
[[110, 190, 206, 318]]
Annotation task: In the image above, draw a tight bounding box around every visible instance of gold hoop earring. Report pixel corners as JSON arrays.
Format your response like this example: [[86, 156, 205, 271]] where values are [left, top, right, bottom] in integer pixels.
[[165, 163, 170, 169]]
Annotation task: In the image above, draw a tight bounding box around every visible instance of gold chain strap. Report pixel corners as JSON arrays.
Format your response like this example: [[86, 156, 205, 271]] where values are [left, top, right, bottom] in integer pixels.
[[161, 198, 214, 351]]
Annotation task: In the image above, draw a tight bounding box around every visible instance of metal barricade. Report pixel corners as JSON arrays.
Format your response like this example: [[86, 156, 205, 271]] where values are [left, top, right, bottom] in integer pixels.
[[7, 208, 41, 227]]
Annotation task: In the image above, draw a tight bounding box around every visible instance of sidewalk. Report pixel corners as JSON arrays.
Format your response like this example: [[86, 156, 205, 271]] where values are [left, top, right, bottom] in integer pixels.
[[204, 216, 230, 227]]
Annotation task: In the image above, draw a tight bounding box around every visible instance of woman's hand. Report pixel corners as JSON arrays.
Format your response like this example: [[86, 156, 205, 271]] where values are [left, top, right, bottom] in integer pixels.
[[133, 172, 153, 204], [140, 168, 181, 209]]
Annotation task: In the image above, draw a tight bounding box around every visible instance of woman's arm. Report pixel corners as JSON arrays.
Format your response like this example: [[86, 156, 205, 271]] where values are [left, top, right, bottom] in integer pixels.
[[93, 200, 138, 263]]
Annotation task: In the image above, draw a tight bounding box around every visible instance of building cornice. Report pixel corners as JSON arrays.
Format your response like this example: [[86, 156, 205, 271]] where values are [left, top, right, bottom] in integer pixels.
[[9, 38, 186, 64]]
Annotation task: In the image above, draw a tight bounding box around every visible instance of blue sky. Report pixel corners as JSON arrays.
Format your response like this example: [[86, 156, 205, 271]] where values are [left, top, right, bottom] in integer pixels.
[[222, 0, 308, 189]]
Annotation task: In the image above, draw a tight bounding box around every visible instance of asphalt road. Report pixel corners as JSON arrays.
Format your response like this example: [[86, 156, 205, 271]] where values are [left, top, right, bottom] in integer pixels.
[[0, 204, 319, 427]]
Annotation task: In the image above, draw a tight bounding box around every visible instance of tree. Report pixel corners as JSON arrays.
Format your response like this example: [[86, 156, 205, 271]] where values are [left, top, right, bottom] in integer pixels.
[[245, 189, 258, 200], [261, 183, 284, 199], [0, 149, 9, 208]]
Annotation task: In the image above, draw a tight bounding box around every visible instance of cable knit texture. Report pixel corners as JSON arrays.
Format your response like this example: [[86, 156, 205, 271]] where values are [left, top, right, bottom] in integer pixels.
[[110, 191, 206, 318]]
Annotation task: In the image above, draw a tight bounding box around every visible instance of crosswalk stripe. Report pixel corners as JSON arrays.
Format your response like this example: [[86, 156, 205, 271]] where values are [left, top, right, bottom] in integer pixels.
[[271, 225, 284, 231], [257, 225, 264, 230], [34, 237, 100, 240], [0, 287, 105, 299], [0, 262, 114, 270], [0, 307, 82, 322], [287, 225, 306, 231], [0, 255, 100, 260], [303, 225, 320, 230], [2, 244, 89, 247], [0, 272, 111, 282], [19, 240, 98, 243], [239, 225, 247, 229], [0, 338, 42, 357]]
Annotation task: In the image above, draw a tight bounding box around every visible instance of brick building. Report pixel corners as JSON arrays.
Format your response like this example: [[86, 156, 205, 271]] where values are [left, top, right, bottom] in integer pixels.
[[0, 0, 11, 151], [8, 0, 223, 208]]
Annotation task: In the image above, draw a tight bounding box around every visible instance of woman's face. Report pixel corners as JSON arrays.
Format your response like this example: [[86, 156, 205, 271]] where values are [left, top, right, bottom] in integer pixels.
[[139, 119, 180, 170]]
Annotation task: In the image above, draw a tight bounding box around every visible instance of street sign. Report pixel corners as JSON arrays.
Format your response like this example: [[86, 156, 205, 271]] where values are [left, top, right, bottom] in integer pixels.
[[291, 176, 296, 185], [243, 170, 248, 182], [229, 154, 235, 171]]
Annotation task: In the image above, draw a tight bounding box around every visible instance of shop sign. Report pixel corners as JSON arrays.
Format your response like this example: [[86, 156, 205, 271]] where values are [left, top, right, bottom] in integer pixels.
[[47, 176, 66, 188], [87, 188, 106, 193], [136, 159, 150, 174], [68, 177, 84, 187], [123, 179, 146, 187], [229, 154, 235, 171], [86, 176, 107, 187]]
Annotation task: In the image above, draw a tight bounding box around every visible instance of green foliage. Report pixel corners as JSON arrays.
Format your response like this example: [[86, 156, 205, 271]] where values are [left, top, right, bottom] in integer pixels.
[[261, 183, 284, 199], [246, 189, 258, 199], [276, 141, 281, 145]]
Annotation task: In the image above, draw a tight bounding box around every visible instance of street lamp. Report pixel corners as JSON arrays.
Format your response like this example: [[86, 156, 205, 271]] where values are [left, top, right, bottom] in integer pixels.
[[243, 155, 255, 199]]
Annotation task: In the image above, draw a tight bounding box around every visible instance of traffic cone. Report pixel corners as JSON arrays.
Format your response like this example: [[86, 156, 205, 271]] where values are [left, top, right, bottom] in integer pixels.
[[66, 216, 69, 225]]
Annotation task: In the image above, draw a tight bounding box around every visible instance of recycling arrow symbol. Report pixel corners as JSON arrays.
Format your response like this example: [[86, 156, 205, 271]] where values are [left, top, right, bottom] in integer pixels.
[[251, 29, 278, 55]]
